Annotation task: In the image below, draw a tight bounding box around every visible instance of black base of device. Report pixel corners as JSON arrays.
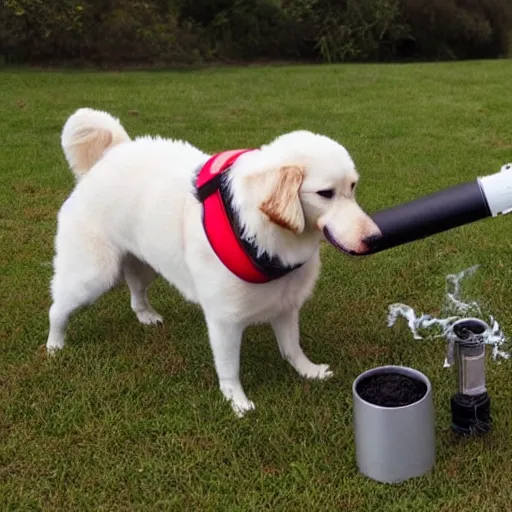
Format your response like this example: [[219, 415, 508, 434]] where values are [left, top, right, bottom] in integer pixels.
[[450, 392, 492, 435]]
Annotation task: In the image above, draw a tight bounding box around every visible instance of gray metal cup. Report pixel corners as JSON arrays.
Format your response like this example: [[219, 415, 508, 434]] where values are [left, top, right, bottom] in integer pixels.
[[352, 365, 435, 484]]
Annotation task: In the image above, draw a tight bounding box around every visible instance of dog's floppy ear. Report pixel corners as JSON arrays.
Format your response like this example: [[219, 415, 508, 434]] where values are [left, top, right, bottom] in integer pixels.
[[259, 165, 305, 234]]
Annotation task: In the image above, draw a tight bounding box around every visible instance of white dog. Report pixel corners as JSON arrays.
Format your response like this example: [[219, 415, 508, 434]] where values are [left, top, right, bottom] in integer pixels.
[[46, 108, 380, 416]]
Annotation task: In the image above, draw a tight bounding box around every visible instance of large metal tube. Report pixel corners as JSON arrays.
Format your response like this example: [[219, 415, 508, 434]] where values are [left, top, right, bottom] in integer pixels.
[[361, 163, 512, 255]]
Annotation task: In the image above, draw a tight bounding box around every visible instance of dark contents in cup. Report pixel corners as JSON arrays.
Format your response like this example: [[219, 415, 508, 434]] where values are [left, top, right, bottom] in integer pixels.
[[357, 372, 427, 407]]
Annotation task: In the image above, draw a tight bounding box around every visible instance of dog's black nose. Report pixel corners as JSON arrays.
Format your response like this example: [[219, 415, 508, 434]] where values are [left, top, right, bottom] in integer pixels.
[[363, 234, 382, 249], [362, 233, 386, 255]]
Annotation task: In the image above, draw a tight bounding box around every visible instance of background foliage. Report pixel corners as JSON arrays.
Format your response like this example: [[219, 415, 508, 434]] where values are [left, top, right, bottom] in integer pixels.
[[1, 0, 511, 66]]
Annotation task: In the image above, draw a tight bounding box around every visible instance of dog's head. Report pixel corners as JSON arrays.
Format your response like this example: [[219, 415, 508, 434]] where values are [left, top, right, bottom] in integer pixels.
[[229, 130, 381, 259]]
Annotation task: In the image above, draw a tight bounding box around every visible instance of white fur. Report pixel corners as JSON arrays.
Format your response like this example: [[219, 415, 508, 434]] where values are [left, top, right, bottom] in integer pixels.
[[47, 108, 380, 417], [61, 107, 131, 180]]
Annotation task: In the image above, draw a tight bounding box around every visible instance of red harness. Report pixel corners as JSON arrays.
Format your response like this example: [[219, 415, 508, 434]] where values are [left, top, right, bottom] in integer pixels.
[[195, 149, 302, 284]]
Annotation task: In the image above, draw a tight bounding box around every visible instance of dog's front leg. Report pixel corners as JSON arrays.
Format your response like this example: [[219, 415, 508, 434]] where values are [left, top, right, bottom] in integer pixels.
[[206, 317, 255, 417], [271, 309, 333, 380]]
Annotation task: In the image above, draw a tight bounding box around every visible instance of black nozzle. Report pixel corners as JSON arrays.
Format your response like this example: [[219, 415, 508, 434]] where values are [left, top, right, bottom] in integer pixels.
[[362, 180, 491, 255]]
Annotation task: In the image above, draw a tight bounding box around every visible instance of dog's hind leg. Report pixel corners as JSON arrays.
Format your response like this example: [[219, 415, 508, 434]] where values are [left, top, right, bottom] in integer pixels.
[[271, 309, 333, 380], [46, 227, 122, 354], [123, 254, 163, 325]]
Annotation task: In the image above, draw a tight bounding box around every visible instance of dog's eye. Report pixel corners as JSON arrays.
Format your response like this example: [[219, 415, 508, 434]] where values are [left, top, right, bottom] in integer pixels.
[[317, 189, 335, 199], [351, 182, 357, 192]]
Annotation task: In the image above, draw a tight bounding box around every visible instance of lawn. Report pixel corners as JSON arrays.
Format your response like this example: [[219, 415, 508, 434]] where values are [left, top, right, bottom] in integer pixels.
[[2, 60, 512, 511]]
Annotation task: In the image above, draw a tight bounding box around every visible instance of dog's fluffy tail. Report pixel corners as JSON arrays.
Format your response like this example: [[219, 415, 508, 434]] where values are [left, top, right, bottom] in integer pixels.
[[61, 107, 131, 180]]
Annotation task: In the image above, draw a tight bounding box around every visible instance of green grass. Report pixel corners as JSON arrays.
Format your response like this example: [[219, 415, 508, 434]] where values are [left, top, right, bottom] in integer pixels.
[[2, 60, 512, 511]]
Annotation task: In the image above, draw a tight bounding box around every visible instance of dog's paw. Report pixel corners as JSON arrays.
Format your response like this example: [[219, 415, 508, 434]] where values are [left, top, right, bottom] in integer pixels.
[[136, 309, 163, 325], [300, 363, 333, 380], [231, 398, 256, 418], [46, 342, 64, 356], [220, 381, 256, 417]]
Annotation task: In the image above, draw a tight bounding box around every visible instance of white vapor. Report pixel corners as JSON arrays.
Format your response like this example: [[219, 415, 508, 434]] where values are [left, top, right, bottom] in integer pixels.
[[387, 265, 510, 366]]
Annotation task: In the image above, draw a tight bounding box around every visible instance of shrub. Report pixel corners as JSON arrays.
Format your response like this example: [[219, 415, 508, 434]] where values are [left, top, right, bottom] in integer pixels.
[[0, 0, 511, 65], [314, 0, 409, 62], [399, 0, 512, 60]]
